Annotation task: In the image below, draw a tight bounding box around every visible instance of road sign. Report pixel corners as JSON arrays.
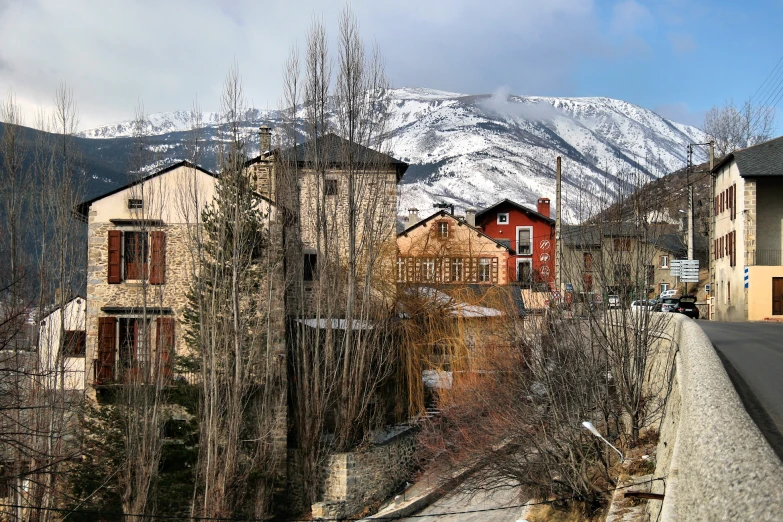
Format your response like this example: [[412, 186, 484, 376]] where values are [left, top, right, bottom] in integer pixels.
[[744, 266, 749, 288], [671, 259, 698, 278], [565, 283, 573, 291]]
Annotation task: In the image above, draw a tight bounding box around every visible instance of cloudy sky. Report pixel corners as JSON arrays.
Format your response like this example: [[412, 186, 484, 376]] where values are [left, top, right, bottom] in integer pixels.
[[1, 0, 782, 131]]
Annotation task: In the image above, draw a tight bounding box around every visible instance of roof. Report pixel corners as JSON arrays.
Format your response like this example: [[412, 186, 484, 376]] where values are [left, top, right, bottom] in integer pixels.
[[475, 198, 554, 225], [399, 209, 514, 253], [247, 132, 409, 181], [75, 160, 217, 217], [561, 223, 643, 247], [712, 135, 783, 177]]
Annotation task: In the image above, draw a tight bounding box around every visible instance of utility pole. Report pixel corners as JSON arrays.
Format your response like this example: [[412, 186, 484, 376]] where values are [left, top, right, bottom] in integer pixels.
[[555, 156, 562, 292], [709, 140, 715, 318], [687, 145, 694, 261]]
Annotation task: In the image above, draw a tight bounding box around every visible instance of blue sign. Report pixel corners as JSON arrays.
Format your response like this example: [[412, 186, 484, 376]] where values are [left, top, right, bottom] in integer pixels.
[[744, 266, 749, 289], [565, 283, 574, 291]]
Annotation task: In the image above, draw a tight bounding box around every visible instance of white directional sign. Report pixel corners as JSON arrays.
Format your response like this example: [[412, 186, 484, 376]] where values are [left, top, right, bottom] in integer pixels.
[[671, 259, 699, 282]]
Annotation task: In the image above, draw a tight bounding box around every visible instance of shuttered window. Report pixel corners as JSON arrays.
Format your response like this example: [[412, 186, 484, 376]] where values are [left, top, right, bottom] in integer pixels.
[[150, 231, 166, 284], [107, 230, 166, 283], [96, 317, 117, 384], [108, 231, 122, 283], [156, 317, 175, 379]]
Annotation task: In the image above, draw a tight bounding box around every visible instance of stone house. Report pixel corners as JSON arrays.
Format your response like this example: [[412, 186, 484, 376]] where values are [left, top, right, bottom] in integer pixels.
[[75, 160, 277, 390], [711, 135, 783, 321]]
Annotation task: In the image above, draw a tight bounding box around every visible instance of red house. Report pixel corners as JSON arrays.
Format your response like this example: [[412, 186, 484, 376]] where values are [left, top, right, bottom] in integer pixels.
[[473, 198, 556, 288]]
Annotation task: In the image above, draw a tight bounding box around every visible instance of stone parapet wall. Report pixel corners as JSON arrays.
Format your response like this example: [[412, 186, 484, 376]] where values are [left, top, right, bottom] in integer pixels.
[[648, 315, 783, 521], [311, 427, 417, 520]]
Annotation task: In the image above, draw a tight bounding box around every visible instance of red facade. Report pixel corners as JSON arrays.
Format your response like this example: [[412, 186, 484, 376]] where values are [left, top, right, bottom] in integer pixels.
[[475, 198, 556, 287]]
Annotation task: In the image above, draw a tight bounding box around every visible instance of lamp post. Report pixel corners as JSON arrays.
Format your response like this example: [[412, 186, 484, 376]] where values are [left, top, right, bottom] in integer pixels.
[[582, 421, 624, 461]]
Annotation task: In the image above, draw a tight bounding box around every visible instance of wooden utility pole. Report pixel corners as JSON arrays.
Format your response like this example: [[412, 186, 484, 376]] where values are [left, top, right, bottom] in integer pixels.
[[555, 156, 562, 291]]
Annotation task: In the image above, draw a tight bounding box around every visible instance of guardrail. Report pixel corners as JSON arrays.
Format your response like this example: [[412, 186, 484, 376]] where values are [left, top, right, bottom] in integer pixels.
[[648, 315, 783, 520]]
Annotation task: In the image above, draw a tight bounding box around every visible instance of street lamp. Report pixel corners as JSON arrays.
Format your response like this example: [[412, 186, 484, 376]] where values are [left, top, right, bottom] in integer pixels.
[[582, 421, 624, 461]]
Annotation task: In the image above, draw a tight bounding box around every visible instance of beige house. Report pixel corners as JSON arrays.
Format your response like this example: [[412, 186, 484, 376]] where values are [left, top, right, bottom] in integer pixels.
[[38, 296, 86, 391], [75, 161, 276, 389], [397, 210, 512, 285], [711, 136, 783, 321]]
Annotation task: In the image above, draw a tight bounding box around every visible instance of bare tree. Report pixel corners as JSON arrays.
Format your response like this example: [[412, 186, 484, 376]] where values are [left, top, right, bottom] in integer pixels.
[[704, 98, 776, 156]]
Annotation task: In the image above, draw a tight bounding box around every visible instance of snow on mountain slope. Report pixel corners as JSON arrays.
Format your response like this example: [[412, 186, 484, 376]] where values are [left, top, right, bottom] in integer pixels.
[[79, 87, 706, 221]]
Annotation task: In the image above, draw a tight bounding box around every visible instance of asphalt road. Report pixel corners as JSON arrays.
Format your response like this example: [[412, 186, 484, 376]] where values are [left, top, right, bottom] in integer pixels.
[[400, 485, 530, 522], [698, 321, 783, 461]]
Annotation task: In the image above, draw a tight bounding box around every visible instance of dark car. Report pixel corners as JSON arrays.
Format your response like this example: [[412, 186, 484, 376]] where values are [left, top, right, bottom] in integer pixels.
[[675, 296, 699, 319], [653, 297, 680, 313]]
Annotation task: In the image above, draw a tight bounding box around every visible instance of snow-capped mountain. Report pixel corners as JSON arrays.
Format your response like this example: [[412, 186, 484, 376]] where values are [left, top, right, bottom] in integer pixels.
[[79, 87, 706, 220]]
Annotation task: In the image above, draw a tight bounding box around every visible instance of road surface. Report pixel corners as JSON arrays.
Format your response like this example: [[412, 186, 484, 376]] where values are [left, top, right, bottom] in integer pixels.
[[399, 485, 530, 522], [698, 321, 783, 461]]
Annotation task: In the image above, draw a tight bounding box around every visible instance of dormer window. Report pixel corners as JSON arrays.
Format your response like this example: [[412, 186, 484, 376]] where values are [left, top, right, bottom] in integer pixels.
[[497, 213, 509, 225], [128, 198, 143, 210]]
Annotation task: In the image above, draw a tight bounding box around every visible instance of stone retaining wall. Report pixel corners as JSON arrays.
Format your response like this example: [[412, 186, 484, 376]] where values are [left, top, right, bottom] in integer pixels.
[[648, 315, 783, 521], [311, 427, 417, 520]]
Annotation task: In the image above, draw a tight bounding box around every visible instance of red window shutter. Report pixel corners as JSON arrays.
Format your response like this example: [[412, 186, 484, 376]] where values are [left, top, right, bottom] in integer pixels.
[[97, 317, 117, 383], [156, 317, 175, 379], [733, 184, 737, 220], [108, 231, 122, 284], [150, 231, 166, 285]]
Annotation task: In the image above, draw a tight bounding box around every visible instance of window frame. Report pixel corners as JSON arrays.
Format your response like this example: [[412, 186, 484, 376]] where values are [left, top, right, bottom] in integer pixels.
[[660, 255, 669, 268], [451, 257, 464, 282], [303, 253, 318, 282], [396, 257, 406, 282], [496, 213, 509, 225], [478, 258, 492, 283], [324, 179, 338, 196], [422, 258, 436, 281], [659, 282, 670, 294], [127, 198, 143, 210], [516, 226, 533, 256], [123, 230, 149, 281], [62, 330, 86, 357], [516, 258, 533, 286], [437, 221, 449, 239]]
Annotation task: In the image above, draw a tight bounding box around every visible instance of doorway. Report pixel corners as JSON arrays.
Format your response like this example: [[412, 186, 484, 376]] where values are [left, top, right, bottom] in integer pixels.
[[773, 277, 783, 315]]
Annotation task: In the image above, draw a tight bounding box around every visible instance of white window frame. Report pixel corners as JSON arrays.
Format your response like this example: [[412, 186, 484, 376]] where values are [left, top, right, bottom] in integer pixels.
[[397, 257, 406, 282], [497, 213, 509, 225], [451, 258, 463, 282], [516, 258, 533, 284], [516, 226, 533, 256], [478, 258, 491, 283], [659, 282, 669, 294], [437, 222, 449, 238], [660, 255, 669, 268], [422, 258, 435, 281]]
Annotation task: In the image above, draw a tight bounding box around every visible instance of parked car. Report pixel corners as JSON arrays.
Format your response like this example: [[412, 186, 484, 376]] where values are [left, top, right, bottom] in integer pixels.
[[607, 295, 621, 309], [653, 297, 680, 313], [630, 299, 656, 312], [659, 289, 678, 299], [675, 296, 700, 319]]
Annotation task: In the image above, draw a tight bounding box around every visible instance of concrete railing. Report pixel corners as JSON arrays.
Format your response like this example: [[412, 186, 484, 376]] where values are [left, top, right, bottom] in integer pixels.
[[649, 314, 783, 521]]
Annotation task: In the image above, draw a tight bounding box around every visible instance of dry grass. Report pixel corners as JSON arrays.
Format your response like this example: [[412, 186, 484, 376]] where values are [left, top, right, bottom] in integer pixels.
[[526, 501, 606, 522]]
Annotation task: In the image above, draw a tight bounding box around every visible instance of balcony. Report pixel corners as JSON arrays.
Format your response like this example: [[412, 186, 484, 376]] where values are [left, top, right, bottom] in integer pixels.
[[747, 250, 783, 266]]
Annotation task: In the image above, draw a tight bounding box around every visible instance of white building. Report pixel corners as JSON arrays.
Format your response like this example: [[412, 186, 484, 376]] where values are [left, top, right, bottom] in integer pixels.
[[38, 296, 86, 391]]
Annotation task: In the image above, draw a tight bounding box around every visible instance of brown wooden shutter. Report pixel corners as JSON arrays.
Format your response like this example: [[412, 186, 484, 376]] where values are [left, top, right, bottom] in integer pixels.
[[156, 317, 175, 380], [150, 231, 166, 285], [97, 317, 117, 383], [108, 231, 122, 284]]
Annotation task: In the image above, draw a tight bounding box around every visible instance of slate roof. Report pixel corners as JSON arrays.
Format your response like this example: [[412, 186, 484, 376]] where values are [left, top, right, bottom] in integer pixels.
[[712, 135, 783, 177], [247, 132, 409, 181], [561, 223, 643, 247], [475, 198, 554, 225]]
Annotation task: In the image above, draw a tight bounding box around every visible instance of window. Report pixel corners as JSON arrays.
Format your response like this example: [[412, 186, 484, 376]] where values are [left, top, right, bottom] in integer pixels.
[[451, 258, 464, 282], [614, 264, 631, 283], [583, 252, 593, 270], [108, 230, 165, 284], [437, 222, 449, 239], [63, 331, 86, 357], [324, 179, 338, 196], [124, 231, 148, 280], [127, 198, 143, 209], [478, 258, 491, 282], [660, 282, 669, 294], [517, 227, 532, 255], [583, 273, 594, 292], [422, 258, 435, 281], [397, 257, 406, 282], [497, 213, 509, 225], [303, 253, 318, 282], [119, 318, 149, 370], [516, 259, 532, 286], [614, 238, 631, 251], [660, 255, 669, 268]]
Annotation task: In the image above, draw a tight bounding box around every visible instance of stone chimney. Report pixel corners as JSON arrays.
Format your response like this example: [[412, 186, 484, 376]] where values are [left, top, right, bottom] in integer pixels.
[[407, 208, 420, 227], [537, 198, 551, 218], [259, 125, 272, 153], [465, 209, 476, 227]]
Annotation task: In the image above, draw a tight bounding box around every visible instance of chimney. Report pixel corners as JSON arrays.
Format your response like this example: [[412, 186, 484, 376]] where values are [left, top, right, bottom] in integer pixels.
[[537, 198, 551, 218], [407, 208, 420, 227], [259, 125, 272, 153], [465, 209, 476, 227]]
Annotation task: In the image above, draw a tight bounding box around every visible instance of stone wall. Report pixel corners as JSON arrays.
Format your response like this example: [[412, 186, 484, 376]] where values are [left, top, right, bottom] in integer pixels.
[[647, 315, 783, 520], [311, 427, 417, 520]]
